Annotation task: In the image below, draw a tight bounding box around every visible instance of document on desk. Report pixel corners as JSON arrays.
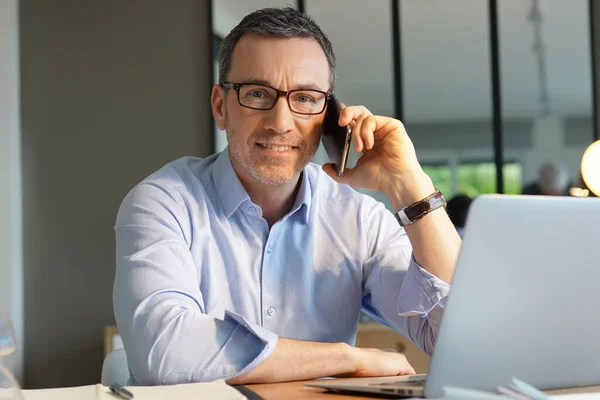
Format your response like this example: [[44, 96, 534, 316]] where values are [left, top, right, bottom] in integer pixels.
[[552, 395, 600, 400], [21, 379, 247, 400]]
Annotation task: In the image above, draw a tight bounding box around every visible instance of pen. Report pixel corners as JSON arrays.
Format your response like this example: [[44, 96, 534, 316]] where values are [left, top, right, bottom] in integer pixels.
[[497, 385, 532, 400], [510, 377, 551, 400], [109, 383, 134, 400]]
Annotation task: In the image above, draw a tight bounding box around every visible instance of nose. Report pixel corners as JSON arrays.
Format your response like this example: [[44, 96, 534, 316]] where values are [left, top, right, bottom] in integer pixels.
[[263, 96, 295, 134]]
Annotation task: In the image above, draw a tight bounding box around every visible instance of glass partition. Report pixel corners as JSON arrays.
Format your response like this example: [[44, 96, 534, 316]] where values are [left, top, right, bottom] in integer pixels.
[[499, 0, 594, 195], [400, 0, 498, 207]]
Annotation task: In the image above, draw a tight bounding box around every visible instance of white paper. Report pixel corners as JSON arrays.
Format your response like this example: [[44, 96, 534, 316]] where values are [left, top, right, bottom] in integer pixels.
[[21, 380, 246, 400], [21, 385, 97, 400], [98, 380, 246, 400], [552, 394, 600, 400]]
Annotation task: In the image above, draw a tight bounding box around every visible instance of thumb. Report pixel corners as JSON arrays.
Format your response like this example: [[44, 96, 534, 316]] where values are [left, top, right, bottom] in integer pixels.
[[322, 163, 355, 185]]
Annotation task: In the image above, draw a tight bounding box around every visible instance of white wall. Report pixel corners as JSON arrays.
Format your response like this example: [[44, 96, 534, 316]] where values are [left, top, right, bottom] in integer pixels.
[[19, 0, 212, 388], [0, 0, 24, 384]]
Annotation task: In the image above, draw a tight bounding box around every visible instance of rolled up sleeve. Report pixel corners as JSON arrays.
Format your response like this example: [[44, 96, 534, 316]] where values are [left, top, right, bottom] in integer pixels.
[[361, 201, 450, 356], [397, 256, 450, 334], [113, 182, 277, 385]]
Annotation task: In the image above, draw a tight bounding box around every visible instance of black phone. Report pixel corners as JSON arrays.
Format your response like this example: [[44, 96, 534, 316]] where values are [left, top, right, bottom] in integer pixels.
[[321, 94, 352, 178]]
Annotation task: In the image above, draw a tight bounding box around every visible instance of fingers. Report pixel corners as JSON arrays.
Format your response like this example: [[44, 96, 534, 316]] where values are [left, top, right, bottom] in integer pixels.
[[352, 114, 376, 153], [321, 163, 357, 187], [338, 105, 372, 128]]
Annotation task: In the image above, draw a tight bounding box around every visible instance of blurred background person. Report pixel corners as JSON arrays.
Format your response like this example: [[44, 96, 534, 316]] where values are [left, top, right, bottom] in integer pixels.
[[522, 162, 571, 196], [446, 194, 473, 237]]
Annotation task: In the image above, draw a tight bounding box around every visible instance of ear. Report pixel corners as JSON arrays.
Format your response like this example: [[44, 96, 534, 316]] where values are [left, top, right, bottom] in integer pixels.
[[211, 84, 227, 130]]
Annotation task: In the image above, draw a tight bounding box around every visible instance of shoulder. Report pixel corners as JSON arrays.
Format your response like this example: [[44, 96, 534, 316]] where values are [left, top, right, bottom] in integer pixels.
[[304, 162, 387, 214], [140, 155, 216, 194], [117, 155, 217, 220]]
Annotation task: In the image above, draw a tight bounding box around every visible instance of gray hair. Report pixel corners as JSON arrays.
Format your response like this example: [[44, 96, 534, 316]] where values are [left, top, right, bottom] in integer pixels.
[[218, 6, 336, 91]]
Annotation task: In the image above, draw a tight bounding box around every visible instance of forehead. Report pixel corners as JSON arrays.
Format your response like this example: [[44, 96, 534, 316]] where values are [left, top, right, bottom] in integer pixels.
[[228, 34, 330, 90]]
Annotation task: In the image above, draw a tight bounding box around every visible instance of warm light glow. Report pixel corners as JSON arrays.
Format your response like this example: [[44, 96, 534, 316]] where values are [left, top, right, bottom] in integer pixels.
[[581, 140, 600, 196], [569, 187, 589, 197]]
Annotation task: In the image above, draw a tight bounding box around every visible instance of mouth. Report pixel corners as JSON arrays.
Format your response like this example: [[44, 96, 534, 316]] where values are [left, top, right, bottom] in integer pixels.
[[256, 143, 299, 154]]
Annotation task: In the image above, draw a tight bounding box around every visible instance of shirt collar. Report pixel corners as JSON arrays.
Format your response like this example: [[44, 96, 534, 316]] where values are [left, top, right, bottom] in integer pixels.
[[212, 149, 250, 218], [289, 168, 312, 224], [211, 149, 312, 223]]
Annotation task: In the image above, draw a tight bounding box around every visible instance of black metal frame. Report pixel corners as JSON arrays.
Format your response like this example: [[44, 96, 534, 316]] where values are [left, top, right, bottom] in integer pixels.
[[391, 0, 403, 121], [207, 0, 600, 189], [488, 0, 505, 193], [589, 0, 599, 141], [207, 0, 217, 154]]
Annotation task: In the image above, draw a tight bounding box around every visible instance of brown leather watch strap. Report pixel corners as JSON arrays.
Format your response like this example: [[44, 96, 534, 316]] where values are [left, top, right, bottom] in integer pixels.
[[394, 190, 446, 227]]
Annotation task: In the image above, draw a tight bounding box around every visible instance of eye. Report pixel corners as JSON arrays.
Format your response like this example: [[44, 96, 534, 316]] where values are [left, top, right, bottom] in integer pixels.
[[294, 92, 317, 103], [249, 90, 266, 98]]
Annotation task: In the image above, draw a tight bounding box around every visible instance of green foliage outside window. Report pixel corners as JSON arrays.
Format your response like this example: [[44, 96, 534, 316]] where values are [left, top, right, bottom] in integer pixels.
[[422, 162, 522, 198]]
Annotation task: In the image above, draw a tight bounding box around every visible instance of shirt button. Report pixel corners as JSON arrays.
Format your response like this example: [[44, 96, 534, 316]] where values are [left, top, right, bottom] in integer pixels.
[[266, 307, 275, 316], [266, 245, 272, 254], [248, 206, 258, 213]]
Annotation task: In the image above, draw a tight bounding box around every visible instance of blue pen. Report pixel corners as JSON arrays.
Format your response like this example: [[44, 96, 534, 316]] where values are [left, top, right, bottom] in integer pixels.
[[109, 383, 134, 400]]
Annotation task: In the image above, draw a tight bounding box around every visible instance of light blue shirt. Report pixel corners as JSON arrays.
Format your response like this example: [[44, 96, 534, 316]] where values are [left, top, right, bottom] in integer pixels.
[[113, 150, 450, 385]]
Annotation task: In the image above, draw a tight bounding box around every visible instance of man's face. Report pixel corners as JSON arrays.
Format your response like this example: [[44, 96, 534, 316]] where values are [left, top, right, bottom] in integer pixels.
[[212, 34, 330, 186]]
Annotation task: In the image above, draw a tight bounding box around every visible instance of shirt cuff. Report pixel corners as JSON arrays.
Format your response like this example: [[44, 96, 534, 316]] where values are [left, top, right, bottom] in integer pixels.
[[397, 256, 451, 317], [223, 310, 279, 378]]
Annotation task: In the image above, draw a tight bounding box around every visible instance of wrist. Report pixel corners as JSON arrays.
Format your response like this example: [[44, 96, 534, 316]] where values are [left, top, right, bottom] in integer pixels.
[[384, 171, 436, 211], [344, 344, 364, 375]]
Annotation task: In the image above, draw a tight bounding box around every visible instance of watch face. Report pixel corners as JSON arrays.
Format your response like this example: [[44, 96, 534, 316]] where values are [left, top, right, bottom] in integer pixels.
[[406, 201, 432, 221]]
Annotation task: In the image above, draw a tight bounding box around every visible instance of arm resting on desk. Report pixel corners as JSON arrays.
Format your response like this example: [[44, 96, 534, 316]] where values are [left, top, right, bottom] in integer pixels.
[[227, 338, 415, 385], [114, 183, 279, 385]]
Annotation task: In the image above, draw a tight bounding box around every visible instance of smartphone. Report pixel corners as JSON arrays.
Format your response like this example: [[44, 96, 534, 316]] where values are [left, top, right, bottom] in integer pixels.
[[321, 94, 352, 178]]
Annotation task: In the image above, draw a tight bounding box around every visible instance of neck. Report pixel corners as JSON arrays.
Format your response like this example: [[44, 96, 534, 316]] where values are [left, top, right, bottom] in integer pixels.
[[233, 166, 302, 228]]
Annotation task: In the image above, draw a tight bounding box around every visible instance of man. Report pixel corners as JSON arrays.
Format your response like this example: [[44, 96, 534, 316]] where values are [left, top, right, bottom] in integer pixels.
[[113, 7, 461, 386]]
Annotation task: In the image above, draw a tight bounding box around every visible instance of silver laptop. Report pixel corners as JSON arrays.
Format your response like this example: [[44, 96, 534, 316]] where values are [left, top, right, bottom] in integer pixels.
[[307, 194, 600, 398]]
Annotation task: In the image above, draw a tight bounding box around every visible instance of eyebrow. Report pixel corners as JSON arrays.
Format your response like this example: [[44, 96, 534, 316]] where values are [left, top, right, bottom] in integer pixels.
[[242, 78, 327, 92]]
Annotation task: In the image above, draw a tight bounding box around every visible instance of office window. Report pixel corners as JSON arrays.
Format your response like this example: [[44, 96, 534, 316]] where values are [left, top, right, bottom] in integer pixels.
[[423, 162, 522, 198], [400, 0, 495, 203], [499, 0, 594, 193]]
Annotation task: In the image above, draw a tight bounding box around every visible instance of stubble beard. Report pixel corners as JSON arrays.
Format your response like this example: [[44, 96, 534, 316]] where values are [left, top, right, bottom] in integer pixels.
[[224, 114, 319, 186]]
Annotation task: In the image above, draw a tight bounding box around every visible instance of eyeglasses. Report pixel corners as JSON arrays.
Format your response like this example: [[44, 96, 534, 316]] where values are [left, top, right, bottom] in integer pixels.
[[220, 82, 331, 115]]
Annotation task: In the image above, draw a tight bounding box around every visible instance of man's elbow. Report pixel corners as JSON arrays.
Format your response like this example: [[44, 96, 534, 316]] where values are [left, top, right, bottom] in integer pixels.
[[128, 344, 241, 385]]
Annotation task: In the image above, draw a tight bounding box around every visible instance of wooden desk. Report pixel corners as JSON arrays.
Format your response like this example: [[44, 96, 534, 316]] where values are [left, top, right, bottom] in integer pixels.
[[245, 380, 600, 400], [245, 380, 393, 399]]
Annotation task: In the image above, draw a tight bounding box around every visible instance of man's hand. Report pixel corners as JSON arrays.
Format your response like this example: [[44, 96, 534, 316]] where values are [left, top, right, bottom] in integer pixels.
[[348, 347, 416, 377], [322, 105, 434, 210]]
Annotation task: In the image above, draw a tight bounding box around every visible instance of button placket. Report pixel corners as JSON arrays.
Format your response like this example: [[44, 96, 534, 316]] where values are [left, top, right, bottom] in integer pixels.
[[261, 228, 280, 324]]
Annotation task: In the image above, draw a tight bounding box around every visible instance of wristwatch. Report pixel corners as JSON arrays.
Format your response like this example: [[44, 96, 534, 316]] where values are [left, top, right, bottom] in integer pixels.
[[394, 189, 446, 227]]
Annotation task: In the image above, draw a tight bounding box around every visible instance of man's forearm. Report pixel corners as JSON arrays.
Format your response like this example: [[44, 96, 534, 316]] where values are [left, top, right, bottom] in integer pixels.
[[227, 338, 415, 384], [386, 171, 462, 284], [227, 338, 355, 384]]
